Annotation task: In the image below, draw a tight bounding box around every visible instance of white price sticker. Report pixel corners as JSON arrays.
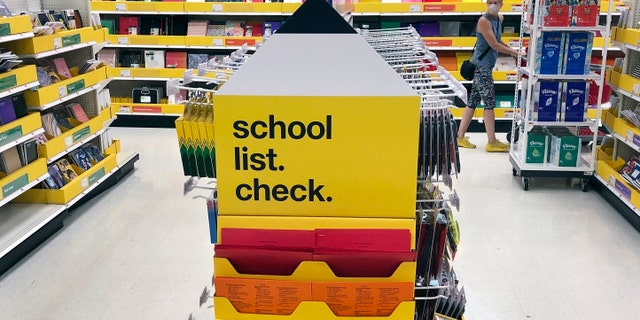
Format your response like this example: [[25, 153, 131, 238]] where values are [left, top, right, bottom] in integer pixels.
[[64, 136, 73, 147], [58, 86, 67, 98], [509, 40, 519, 47], [500, 101, 512, 108], [115, 4, 126, 11], [504, 111, 514, 118], [53, 38, 62, 49], [634, 84, 640, 95], [119, 106, 131, 113], [212, 39, 224, 46], [506, 74, 517, 81], [609, 174, 615, 186], [81, 178, 88, 189], [120, 69, 131, 77], [117, 37, 129, 45], [409, 4, 420, 12], [511, 4, 523, 12], [212, 4, 223, 12]]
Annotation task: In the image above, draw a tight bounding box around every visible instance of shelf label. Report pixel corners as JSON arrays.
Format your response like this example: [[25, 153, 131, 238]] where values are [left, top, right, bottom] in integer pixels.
[[72, 126, 91, 143], [58, 86, 67, 98], [509, 39, 519, 47], [615, 179, 632, 199], [226, 38, 256, 46], [423, 4, 455, 12], [423, 39, 453, 47], [88, 167, 106, 186], [120, 69, 131, 77], [81, 177, 88, 189], [115, 3, 126, 11], [506, 73, 517, 81], [119, 105, 131, 113], [499, 101, 512, 108], [212, 4, 223, 12], [0, 125, 22, 147], [67, 79, 86, 95], [62, 34, 81, 47], [53, 37, 62, 49], [132, 105, 163, 114], [627, 130, 634, 142], [117, 37, 129, 45], [634, 84, 640, 95], [212, 38, 224, 46], [409, 4, 420, 12], [609, 174, 615, 186], [64, 136, 72, 147], [0, 23, 10, 37], [511, 4, 523, 12], [0, 74, 17, 91], [633, 134, 640, 148], [2, 174, 28, 197]]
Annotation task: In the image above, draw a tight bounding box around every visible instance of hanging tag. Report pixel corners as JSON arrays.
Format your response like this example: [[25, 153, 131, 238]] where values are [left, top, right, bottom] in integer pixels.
[[616, 5, 627, 12], [509, 39, 519, 47]]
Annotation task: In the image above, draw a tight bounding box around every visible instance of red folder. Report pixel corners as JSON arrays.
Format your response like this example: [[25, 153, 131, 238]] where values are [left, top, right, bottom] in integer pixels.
[[313, 251, 416, 277], [315, 229, 411, 253], [215, 245, 312, 276], [119, 16, 139, 35], [221, 228, 315, 251], [165, 51, 187, 69]]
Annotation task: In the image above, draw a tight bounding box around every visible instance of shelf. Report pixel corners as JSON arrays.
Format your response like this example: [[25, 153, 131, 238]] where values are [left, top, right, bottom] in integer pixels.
[[0, 15, 35, 44], [520, 67, 602, 81], [3, 27, 105, 56], [0, 113, 45, 154], [0, 203, 66, 259], [90, 1, 185, 14], [610, 114, 640, 153], [91, 1, 300, 15], [0, 159, 48, 207], [606, 69, 640, 102], [24, 67, 108, 110], [352, 1, 621, 15], [0, 65, 39, 100], [514, 113, 597, 127], [109, 67, 185, 80], [106, 35, 262, 50], [112, 103, 183, 116], [214, 298, 415, 320], [422, 36, 611, 51], [37, 106, 114, 162], [448, 70, 517, 83], [510, 146, 594, 173], [450, 107, 516, 120]]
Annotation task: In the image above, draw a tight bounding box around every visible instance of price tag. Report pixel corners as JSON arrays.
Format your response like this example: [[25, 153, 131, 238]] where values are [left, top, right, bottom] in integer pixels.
[[633, 83, 640, 96], [53, 38, 62, 49], [506, 74, 517, 81], [64, 136, 73, 147], [511, 4, 523, 12], [81, 178, 88, 189], [119, 106, 131, 113], [500, 101, 512, 108], [212, 4, 223, 12], [627, 130, 634, 142], [504, 111, 514, 118], [120, 69, 131, 77], [117, 37, 129, 45], [58, 86, 67, 98], [115, 4, 126, 11], [509, 39, 519, 47], [616, 5, 627, 12], [409, 4, 420, 12], [212, 39, 223, 46], [609, 174, 615, 186]]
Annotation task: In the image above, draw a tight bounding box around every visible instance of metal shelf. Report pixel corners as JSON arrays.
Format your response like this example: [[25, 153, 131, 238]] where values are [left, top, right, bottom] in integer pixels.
[[0, 128, 45, 155], [19, 41, 98, 60], [0, 81, 40, 100]]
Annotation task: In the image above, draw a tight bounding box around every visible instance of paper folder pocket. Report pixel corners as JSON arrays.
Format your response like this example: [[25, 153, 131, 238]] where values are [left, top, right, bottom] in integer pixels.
[[312, 251, 416, 278], [315, 229, 411, 252], [215, 245, 312, 276], [221, 228, 315, 251]]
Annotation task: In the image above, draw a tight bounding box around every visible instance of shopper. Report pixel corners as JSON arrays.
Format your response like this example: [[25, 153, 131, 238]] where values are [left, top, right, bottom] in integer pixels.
[[457, 0, 520, 152]]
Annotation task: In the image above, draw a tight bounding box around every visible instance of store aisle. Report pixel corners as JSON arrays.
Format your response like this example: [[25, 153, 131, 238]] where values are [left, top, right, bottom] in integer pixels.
[[0, 129, 639, 319]]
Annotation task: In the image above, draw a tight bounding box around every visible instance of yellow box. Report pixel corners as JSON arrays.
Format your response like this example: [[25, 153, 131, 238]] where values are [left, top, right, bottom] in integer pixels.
[[596, 145, 613, 161], [602, 108, 617, 129], [613, 116, 640, 144], [24, 67, 108, 108], [37, 106, 112, 159], [0, 158, 47, 201], [214, 258, 415, 283], [613, 27, 640, 47], [0, 113, 42, 148], [108, 35, 186, 46], [0, 15, 33, 36], [15, 154, 117, 205], [214, 298, 415, 320], [0, 65, 37, 93], [185, 36, 227, 47], [91, 1, 183, 13], [109, 67, 185, 79], [4, 27, 96, 55], [104, 140, 121, 156], [597, 159, 640, 209], [217, 215, 416, 249]]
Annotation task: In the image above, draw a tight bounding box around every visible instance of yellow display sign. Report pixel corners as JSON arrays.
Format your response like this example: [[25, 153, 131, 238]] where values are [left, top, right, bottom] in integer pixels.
[[214, 95, 420, 218]]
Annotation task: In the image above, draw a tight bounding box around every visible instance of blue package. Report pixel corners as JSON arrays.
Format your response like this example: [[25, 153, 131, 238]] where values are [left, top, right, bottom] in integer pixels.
[[563, 32, 593, 75], [536, 32, 564, 74], [536, 81, 561, 121], [564, 82, 588, 121]]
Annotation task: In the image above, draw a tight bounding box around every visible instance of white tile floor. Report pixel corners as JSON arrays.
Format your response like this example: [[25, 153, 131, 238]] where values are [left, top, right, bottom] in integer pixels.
[[0, 129, 639, 320]]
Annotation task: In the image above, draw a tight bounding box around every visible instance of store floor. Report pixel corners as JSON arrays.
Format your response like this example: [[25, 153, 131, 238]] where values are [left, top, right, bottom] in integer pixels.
[[1, 128, 639, 320]]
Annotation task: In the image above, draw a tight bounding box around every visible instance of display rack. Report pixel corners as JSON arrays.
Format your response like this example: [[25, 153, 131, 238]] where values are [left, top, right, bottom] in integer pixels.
[[593, 1, 640, 231], [508, 0, 614, 191]]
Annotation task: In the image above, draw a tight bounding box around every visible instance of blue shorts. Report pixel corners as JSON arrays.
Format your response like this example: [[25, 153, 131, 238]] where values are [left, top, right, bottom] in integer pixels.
[[468, 66, 496, 110]]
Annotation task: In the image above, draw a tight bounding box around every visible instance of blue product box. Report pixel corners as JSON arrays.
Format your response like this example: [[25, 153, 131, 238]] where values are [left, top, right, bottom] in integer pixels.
[[563, 32, 594, 75], [536, 81, 561, 121], [536, 32, 564, 74], [564, 82, 588, 121]]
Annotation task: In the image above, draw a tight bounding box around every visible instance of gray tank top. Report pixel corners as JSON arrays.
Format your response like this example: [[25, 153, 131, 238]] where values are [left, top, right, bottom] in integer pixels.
[[471, 13, 501, 68]]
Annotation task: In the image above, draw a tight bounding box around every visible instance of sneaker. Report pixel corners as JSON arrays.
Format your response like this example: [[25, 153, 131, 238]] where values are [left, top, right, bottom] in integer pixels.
[[486, 140, 510, 152], [457, 136, 476, 149]]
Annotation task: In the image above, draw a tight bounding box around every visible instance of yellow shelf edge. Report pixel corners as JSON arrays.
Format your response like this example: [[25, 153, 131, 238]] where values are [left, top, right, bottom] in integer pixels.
[[0, 158, 47, 203]]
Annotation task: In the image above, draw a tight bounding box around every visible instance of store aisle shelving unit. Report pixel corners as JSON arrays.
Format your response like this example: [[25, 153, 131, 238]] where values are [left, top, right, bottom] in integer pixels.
[[593, 1, 640, 231], [508, 0, 614, 191], [0, 7, 139, 276]]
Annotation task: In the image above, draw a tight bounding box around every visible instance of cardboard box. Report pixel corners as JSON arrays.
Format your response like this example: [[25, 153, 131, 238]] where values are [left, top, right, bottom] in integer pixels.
[[526, 128, 549, 164], [550, 133, 581, 167]]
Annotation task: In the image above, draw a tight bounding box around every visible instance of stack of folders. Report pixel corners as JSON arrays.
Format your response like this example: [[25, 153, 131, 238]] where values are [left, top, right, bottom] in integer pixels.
[[175, 93, 216, 178], [42, 143, 104, 189]]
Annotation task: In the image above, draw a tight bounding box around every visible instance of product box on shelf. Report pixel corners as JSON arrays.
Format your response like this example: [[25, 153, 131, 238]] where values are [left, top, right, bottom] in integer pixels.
[[572, 3, 599, 26], [536, 32, 564, 74], [534, 81, 561, 121], [563, 82, 588, 121], [525, 127, 549, 164], [563, 32, 594, 75], [541, 1, 571, 27], [549, 132, 581, 167]]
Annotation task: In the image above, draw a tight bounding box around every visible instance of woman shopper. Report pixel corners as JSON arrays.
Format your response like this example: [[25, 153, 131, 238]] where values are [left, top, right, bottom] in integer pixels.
[[457, 0, 520, 152]]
